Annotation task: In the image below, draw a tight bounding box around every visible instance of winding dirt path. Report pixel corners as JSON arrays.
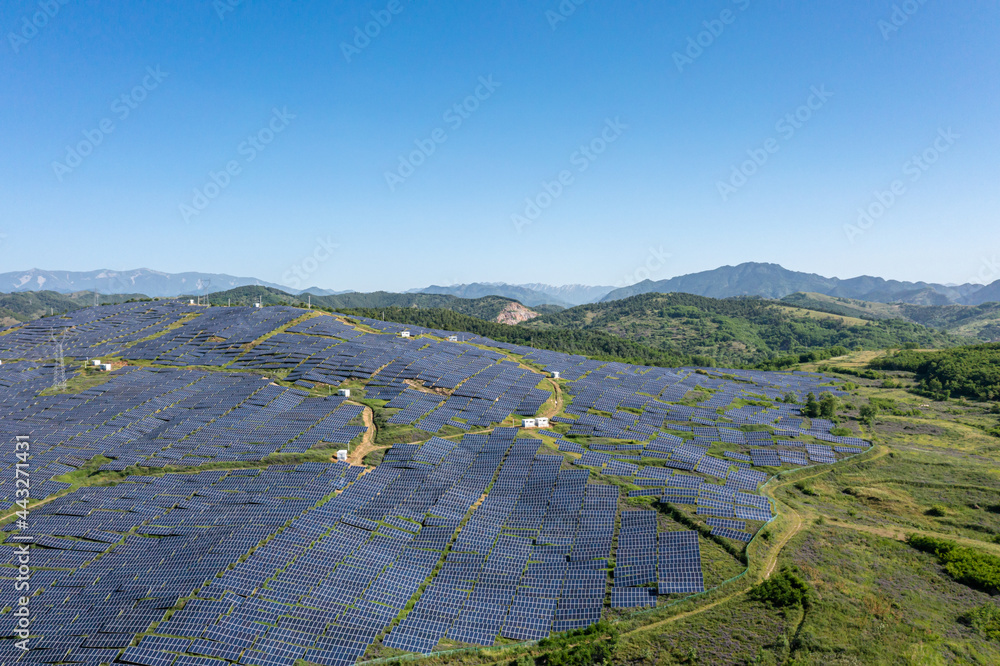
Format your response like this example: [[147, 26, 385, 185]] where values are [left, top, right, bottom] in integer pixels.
[[540, 378, 563, 420], [346, 403, 384, 466]]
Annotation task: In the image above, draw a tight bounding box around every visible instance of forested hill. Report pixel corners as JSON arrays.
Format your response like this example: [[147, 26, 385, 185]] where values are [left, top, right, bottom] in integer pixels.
[[202, 286, 544, 322], [870, 343, 1000, 401], [780, 292, 1000, 341], [521, 293, 971, 367], [337, 306, 693, 368], [0, 290, 147, 325]]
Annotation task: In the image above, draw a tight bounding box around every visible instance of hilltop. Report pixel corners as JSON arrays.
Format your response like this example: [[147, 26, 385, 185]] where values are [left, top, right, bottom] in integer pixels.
[[781, 292, 1000, 341], [521, 292, 972, 367], [0, 290, 148, 326], [600, 262, 995, 305], [198, 285, 553, 324]]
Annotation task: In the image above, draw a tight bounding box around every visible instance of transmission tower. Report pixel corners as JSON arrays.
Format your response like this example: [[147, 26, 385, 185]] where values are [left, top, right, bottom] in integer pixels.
[[52, 334, 67, 391]]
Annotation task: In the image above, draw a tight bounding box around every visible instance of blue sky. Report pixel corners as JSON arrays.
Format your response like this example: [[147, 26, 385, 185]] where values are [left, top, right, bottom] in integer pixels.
[[2, 0, 997, 292]]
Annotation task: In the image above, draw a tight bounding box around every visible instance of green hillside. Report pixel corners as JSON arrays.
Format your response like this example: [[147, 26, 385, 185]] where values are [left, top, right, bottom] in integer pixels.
[[870, 343, 1000, 401], [781, 292, 1000, 341], [203, 286, 533, 322], [337, 306, 692, 367], [522, 293, 971, 367], [0, 290, 147, 324]]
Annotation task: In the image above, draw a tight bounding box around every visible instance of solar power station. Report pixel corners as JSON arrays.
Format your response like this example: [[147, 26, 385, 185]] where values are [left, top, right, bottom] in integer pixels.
[[0, 304, 871, 662]]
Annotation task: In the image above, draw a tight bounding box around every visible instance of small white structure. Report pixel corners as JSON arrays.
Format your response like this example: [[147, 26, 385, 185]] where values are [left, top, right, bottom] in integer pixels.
[[336, 450, 348, 462], [522, 418, 537, 428], [400, 330, 411, 338], [551, 371, 560, 379], [100, 364, 113, 372], [254, 302, 263, 309], [91, 359, 102, 367], [536, 417, 550, 428], [448, 335, 459, 342], [189, 299, 195, 305], [338, 388, 351, 398]]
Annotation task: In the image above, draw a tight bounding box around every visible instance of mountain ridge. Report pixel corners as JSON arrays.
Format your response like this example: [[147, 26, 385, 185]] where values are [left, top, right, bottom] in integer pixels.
[[600, 262, 993, 306], [4, 265, 997, 306], [1, 268, 291, 298]]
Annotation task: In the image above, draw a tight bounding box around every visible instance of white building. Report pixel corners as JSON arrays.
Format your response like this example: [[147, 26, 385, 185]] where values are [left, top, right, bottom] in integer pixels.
[[522, 418, 537, 428], [536, 417, 550, 428], [400, 331, 411, 338], [336, 450, 348, 462], [551, 371, 560, 379], [91, 359, 102, 367], [448, 335, 459, 342], [100, 364, 113, 372], [338, 388, 351, 398]]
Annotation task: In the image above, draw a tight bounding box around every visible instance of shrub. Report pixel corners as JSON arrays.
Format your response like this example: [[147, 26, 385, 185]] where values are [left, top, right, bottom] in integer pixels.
[[925, 505, 949, 517], [794, 481, 818, 497], [537, 621, 619, 666], [749, 566, 810, 608], [907, 534, 1000, 594], [859, 404, 879, 425], [960, 603, 1000, 641]]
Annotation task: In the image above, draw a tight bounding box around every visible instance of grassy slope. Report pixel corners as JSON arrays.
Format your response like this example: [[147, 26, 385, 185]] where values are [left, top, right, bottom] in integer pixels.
[[522, 292, 971, 367], [783, 291, 1000, 341]]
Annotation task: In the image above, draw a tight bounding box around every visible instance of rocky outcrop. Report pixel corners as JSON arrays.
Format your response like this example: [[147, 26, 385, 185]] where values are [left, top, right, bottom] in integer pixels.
[[495, 301, 539, 325]]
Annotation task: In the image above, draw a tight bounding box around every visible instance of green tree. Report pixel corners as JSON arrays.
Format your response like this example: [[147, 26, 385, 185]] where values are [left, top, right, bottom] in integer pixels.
[[819, 393, 838, 419], [803, 392, 821, 418], [748, 566, 811, 608]]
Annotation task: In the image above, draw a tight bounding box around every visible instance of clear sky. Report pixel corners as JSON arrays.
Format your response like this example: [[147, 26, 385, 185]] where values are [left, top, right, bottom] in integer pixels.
[[2, 0, 998, 292]]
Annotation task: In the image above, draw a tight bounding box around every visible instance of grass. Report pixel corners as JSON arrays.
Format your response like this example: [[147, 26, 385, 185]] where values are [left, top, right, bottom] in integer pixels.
[[37, 360, 123, 396]]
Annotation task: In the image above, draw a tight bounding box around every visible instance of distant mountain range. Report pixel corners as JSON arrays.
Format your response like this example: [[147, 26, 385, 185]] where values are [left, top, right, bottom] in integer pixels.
[[599, 263, 995, 306], [3, 264, 998, 306], [409, 283, 614, 308], [0, 269, 352, 299]]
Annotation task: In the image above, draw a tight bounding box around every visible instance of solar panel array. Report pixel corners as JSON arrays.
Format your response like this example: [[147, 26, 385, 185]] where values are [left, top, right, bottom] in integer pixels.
[[0, 362, 368, 501], [0, 304, 873, 659], [0, 302, 200, 361]]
